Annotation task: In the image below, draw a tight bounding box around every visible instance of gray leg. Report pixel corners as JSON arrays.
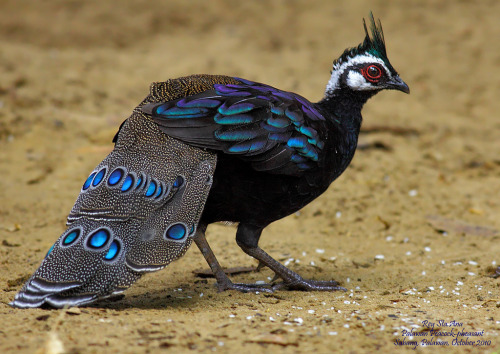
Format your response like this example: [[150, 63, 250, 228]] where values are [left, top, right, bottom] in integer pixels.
[[236, 223, 346, 292], [192, 224, 273, 293]]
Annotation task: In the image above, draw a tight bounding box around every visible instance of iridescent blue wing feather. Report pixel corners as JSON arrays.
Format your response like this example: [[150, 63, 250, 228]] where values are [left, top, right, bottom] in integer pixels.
[[142, 78, 327, 176]]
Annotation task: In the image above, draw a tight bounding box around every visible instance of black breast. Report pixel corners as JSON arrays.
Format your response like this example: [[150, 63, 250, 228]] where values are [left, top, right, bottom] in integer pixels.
[[201, 126, 358, 227]]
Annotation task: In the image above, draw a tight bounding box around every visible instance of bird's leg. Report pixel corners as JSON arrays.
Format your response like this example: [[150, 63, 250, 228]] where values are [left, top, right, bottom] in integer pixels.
[[192, 223, 273, 293], [236, 223, 346, 292], [255, 260, 268, 272]]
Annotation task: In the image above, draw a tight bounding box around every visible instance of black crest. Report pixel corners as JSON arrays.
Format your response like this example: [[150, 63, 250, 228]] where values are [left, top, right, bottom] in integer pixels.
[[333, 13, 395, 73]]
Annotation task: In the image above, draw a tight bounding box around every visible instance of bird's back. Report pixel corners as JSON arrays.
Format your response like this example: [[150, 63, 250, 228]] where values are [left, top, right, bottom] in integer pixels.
[[137, 75, 357, 227]]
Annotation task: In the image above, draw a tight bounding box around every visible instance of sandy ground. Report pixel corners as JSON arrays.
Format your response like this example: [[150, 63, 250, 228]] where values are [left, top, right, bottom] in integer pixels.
[[1, 0, 500, 353]]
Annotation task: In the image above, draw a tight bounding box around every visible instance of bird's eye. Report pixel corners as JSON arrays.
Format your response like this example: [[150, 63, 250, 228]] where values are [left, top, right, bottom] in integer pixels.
[[362, 65, 383, 82]]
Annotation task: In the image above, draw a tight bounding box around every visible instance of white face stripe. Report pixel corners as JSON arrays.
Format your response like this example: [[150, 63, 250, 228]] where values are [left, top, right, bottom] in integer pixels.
[[346, 71, 374, 90], [325, 54, 393, 94]]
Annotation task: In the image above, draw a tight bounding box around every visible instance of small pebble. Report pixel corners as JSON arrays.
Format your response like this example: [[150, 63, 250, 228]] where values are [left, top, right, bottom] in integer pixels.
[[66, 308, 81, 315]]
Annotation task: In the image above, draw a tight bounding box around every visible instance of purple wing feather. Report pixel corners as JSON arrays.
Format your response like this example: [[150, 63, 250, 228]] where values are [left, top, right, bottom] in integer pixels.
[[142, 78, 327, 176]]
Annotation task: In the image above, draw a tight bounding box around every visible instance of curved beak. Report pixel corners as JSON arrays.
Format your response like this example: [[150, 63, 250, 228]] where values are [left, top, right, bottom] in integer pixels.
[[387, 75, 410, 94]]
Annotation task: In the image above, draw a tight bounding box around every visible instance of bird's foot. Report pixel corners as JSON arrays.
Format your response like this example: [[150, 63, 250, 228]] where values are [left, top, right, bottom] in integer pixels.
[[216, 279, 274, 293], [236, 241, 346, 292], [272, 278, 346, 292]]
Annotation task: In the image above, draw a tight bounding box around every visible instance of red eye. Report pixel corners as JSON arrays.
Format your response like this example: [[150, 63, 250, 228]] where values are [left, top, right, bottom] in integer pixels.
[[362, 65, 383, 82]]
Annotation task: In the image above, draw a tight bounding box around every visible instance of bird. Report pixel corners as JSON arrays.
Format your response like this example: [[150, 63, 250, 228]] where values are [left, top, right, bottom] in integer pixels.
[[11, 14, 409, 308]]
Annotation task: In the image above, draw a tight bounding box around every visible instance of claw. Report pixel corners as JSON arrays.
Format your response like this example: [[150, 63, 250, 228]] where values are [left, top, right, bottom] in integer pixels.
[[255, 261, 267, 272], [217, 280, 274, 294], [272, 279, 346, 292], [270, 273, 280, 283]]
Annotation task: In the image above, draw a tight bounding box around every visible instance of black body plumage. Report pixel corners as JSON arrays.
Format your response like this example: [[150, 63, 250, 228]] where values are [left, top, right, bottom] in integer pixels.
[[11, 14, 409, 308]]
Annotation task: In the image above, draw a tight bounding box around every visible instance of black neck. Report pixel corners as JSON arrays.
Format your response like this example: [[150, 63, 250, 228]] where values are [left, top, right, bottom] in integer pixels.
[[317, 89, 377, 133]]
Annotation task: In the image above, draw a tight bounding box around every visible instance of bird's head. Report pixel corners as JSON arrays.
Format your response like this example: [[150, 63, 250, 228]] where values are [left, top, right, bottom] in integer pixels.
[[325, 13, 409, 96]]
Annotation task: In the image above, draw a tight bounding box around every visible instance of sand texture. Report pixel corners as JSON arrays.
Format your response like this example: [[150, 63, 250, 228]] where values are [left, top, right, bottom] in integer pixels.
[[1, 0, 499, 352]]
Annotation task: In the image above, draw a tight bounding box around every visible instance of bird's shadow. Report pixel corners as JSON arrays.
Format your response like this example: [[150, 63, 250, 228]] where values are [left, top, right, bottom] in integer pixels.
[[89, 285, 215, 311]]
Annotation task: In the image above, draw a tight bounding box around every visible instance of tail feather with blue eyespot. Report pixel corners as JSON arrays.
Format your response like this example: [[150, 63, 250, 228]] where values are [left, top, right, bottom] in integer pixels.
[[10, 113, 216, 308]]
